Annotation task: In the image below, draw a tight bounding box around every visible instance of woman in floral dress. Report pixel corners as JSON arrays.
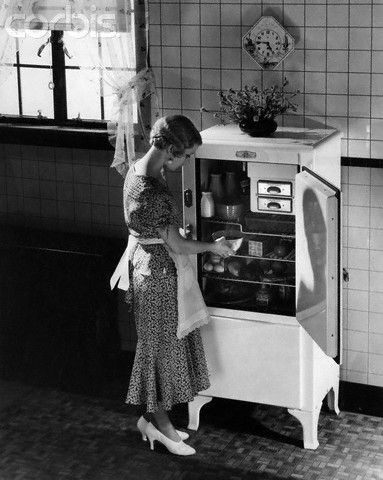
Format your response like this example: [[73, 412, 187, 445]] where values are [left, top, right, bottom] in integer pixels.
[[120, 115, 233, 456]]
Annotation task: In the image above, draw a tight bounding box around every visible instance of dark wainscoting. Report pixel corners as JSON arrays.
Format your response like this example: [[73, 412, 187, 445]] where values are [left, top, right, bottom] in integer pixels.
[[0, 225, 125, 395]]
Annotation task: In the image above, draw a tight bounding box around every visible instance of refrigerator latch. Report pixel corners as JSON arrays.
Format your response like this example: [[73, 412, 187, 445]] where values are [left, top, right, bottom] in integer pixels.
[[184, 189, 193, 208], [236, 150, 257, 159]]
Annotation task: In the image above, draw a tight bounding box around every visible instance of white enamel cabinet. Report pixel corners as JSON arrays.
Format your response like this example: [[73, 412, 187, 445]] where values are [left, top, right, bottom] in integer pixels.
[[182, 125, 342, 449]]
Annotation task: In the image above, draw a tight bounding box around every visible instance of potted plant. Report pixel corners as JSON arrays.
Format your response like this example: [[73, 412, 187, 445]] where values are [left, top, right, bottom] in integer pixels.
[[212, 78, 299, 137]]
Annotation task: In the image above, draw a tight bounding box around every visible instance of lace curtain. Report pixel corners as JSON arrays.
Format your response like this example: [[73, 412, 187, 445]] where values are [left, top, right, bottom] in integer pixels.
[[0, 0, 159, 177]]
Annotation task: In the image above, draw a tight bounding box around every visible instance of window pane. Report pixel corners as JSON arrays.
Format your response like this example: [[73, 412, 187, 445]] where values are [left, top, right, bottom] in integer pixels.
[[63, 34, 99, 68], [0, 68, 19, 115], [20, 68, 54, 117], [18, 33, 52, 66], [101, 34, 135, 70], [101, 78, 116, 122], [66, 69, 101, 120]]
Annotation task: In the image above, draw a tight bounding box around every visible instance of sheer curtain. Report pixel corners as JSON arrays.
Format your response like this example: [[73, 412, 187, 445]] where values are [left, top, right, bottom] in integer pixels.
[[0, 0, 159, 177]]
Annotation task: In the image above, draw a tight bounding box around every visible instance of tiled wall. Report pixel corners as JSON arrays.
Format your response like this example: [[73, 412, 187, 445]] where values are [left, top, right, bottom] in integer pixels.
[[342, 166, 383, 387], [149, 0, 383, 160], [0, 143, 126, 239]]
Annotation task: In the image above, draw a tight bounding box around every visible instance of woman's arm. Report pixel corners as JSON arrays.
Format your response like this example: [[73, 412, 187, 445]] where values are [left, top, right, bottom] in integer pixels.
[[157, 224, 234, 257]]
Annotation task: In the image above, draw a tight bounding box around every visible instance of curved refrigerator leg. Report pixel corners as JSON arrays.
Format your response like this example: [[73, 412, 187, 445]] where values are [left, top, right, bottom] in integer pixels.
[[287, 407, 321, 450], [327, 384, 340, 415], [187, 395, 213, 431]]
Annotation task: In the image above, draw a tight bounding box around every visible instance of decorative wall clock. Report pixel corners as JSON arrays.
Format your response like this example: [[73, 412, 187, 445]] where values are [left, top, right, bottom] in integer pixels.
[[242, 16, 295, 70]]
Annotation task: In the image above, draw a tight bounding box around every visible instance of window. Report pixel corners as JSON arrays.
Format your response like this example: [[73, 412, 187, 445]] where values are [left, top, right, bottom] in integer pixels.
[[0, 15, 138, 127]]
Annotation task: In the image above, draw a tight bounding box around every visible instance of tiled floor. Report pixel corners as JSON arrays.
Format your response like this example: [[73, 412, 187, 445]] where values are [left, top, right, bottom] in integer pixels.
[[0, 379, 382, 480]]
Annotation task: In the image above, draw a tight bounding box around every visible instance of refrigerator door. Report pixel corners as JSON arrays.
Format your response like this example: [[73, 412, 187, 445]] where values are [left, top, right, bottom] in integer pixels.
[[295, 168, 339, 358]]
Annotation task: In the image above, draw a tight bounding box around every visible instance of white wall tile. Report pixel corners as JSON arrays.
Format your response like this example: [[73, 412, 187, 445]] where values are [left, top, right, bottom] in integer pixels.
[[349, 27, 371, 50], [347, 269, 369, 291], [348, 141, 371, 159], [347, 330, 368, 351], [369, 333, 383, 355], [347, 185, 370, 206], [371, 209, 383, 230], [347, 227, 370, 249], [350, 5, 372, 28], [348, 289, 369, 311], [370, 99, 383, 122], [371, 169, 383, 187], [368, 374, 383, 388], [348, 206, 370, 228], [348, 310, 369, 332], [348, 167, 371, 185], [371, 141, 383, 158], [370, 312, 383, 334], [346, 370, 367, 384], [370, 250, 383, 272], [327, 28, 349, 50], [370, 229, 383, 250], [347, 350, 368, 372], [327, 5, 349, 27], [370, 292, 383, 313], [349, 95, 371, 118], [370, 353, 383, 375], [347, 248, 369, 270]]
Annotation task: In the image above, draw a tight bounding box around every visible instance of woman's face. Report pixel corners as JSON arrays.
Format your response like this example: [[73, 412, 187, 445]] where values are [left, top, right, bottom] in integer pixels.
[[165, 144, 199, 171]]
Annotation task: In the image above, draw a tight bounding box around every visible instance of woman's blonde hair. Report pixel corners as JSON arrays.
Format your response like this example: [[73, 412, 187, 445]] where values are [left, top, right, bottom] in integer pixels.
[[150, 115, 202, 156]]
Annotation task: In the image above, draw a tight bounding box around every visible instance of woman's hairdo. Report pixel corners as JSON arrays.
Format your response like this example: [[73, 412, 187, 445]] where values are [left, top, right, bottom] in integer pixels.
[[150, 115, 202, 156]]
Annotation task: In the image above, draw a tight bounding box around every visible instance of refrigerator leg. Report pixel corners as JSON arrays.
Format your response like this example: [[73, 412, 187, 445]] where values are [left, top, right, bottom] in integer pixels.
[[187, 395, 212, 431], [287, 407, 321, 450], [327, 384, 340, 415]]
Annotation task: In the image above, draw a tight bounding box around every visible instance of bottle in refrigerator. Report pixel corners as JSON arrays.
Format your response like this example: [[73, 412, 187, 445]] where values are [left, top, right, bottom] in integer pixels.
[[239, 162, 250, 196], [225, 171, 240, 199], [209, 173, 224, 201], [201, 191, 215, 218]]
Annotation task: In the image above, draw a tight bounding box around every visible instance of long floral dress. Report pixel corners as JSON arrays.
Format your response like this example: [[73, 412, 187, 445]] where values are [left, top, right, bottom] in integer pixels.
[[123, 167, 210, 413]]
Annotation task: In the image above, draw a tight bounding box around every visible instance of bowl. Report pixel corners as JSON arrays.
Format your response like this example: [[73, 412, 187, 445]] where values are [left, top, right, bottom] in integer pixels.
[[216, 200, 244, 221], [211, 230, 244, 253]]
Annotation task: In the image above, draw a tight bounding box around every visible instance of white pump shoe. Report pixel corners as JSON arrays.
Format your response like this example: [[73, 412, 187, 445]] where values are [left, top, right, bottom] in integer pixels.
[[144, 422, 196, 456], [137, 416, 189, 442]]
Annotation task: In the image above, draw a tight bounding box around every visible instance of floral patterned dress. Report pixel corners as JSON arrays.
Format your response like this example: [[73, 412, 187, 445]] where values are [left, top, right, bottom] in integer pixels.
[[123, 167, 210, 413]]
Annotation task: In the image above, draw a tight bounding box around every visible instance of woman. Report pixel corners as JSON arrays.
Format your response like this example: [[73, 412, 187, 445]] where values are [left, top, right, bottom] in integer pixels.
[[115, 115, 233, 456]]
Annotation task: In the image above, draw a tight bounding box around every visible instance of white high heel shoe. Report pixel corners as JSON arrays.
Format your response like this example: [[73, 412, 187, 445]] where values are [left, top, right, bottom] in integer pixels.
[[145, 422, 196, 456], [137, 416, 189, 441]]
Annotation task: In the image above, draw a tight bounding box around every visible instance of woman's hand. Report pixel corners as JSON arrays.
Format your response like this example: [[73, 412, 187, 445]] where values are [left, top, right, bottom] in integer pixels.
[[210, 237, 235, 259]]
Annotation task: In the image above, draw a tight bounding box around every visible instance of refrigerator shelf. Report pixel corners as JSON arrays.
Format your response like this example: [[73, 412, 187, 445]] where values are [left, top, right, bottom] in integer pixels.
[[203, 252, 295, 263], [202, 272, 296, 288], [201, 217, 295, 239]]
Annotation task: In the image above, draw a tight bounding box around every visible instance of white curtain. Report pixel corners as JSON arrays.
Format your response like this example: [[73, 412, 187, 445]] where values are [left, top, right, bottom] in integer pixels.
[[0, 0, 159, 177]]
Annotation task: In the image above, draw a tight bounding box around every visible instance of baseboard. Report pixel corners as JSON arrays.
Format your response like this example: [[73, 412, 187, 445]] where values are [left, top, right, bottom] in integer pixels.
[[339, 381, 383, 417]]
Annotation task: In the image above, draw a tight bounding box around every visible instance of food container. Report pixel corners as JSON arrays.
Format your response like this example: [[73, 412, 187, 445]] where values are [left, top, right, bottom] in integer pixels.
[[212, 230, 244, 253], [248, 238, 272, 257], [216, 200, 244, 221]]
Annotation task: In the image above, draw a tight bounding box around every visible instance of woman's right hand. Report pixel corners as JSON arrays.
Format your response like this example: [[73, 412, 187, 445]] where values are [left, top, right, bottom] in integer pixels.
[[210, 237, 235, 259]]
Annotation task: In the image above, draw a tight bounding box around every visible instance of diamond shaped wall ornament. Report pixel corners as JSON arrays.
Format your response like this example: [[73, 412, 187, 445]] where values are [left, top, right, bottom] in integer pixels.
[[243, 16, 295, 70]]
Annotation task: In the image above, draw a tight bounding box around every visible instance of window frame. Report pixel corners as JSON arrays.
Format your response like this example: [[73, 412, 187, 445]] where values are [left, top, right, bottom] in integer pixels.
[[0, 1, 148, 149]]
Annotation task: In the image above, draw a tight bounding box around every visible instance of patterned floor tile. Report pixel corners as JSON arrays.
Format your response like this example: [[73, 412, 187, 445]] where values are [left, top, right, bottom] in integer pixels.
[[0, 385, 382, 480]]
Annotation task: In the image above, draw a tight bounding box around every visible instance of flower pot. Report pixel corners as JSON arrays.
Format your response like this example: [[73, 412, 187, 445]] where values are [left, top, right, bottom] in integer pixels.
[[239, 118, 278, 137]]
